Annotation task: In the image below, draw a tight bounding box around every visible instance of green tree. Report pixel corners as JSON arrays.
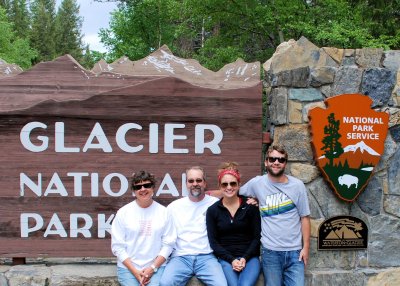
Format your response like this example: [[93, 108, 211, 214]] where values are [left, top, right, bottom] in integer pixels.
[[0, 0, 10, 10], [80, 44, 107, 69], [0, 6, 36, 68], [97, 0, 400, 70], [55, 0, 83, 60], [99, 0, 178, 61], [321, 113, 344, 167], [30, 0, 56, 62], [9, 0, 30, 39]]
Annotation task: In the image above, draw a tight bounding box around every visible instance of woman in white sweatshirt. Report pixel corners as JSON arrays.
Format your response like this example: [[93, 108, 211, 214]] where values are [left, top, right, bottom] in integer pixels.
[[111, 171, 175, 286]]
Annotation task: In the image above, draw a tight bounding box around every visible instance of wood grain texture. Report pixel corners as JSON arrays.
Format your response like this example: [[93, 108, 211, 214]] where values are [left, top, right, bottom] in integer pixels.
[[0, 54, 262, 257]]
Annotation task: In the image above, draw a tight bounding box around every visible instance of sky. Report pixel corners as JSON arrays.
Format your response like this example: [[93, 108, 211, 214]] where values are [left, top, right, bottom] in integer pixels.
[[57, 0, 118, 53]]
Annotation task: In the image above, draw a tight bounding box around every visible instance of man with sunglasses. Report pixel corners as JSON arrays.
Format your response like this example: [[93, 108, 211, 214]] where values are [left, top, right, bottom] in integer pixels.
[[240, 145, 311, 286], [160, 166, 227, 286]]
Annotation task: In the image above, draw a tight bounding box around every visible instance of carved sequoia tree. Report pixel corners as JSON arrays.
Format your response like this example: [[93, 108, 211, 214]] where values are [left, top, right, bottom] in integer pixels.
[[321, 113, 344, 167]]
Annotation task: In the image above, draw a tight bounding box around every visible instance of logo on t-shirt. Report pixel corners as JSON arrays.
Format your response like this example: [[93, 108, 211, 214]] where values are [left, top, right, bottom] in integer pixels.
[[260, 193, 295, 217], [139, 220, 152, 236]]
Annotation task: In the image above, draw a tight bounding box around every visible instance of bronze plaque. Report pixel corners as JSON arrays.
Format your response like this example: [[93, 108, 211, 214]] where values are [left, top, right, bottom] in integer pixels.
[[318, 215, 368, 250]]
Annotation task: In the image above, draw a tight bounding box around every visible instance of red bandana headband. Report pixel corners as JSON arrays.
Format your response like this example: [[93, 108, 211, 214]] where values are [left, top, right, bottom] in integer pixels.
[[218, 169, 241, 183]]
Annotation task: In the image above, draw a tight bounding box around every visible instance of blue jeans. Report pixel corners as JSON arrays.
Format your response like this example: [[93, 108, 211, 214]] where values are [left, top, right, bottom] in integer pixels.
[[261, 247, 304, 286], [219, 257, 260, 286], [117, 266, 165, 286], [160, 254, 227, 286]]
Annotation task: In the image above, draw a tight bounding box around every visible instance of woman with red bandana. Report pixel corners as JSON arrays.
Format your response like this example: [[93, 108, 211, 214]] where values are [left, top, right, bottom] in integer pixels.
[[206, 162, 261, 286]]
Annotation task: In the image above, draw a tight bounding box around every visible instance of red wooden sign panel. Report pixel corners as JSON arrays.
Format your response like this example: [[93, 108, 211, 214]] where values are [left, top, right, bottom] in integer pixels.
[[0, 54, 262, 257]]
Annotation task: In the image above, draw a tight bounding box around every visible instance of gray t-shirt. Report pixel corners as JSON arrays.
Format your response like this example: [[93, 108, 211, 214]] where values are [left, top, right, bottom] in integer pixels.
[[240, 174, 310, 251]]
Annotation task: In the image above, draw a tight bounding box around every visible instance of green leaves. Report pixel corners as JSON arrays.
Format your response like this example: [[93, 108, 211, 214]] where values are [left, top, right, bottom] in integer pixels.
[[0, 6, 36, 69]]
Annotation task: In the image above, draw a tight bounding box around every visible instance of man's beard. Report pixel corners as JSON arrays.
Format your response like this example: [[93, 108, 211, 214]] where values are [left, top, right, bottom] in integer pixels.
[[266, 165, 285, 177], [190, 186, 203, 197]]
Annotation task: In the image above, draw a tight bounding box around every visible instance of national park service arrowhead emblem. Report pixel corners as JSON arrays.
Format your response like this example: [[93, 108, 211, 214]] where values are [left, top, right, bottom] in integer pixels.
[[308, 94, 389, 202]]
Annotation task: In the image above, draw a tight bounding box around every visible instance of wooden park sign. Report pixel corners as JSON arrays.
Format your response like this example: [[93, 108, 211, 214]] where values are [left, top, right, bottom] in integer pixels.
[[309, 94, 389, 202], [0, 46, 262, 257]]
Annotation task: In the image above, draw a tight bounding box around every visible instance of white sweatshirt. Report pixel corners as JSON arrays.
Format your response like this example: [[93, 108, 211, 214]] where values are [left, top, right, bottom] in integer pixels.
[[167, 195, 218, 257], [111, 200, 176, 269]]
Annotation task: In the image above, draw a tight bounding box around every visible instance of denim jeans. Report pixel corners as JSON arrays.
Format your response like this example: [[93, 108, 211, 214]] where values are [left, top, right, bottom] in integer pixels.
[[219, 257, 260, 286], [160, 254, 227, 286], [261, 247, 304, 286], [117, 266, 165, 286]]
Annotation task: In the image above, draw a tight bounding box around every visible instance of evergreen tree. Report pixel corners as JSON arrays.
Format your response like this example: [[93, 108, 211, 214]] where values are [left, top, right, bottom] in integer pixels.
[[55, 0, 83, 60], [9, 0, 30, 39], [0, 6, 36, 68], [98, 0, 400, 70], [321, 113, 344, 167], [0, 0, 10, 10], [30, 0, 56, 62], [80, 45, 92, 69]]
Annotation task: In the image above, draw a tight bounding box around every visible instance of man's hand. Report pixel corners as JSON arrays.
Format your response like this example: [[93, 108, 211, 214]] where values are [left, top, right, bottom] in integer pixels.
[[299, 247, 309, 267], [246, 197, 259, 206]]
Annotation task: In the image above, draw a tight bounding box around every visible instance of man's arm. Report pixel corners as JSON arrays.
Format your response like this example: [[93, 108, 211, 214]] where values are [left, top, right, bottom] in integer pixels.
[[299, 215, 311, 266]]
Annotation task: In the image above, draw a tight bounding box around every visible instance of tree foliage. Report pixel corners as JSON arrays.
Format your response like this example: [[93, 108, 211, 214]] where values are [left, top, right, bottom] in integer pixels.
[[2, 0, 400, 70], [9, 0, 30, 39], [30, 0, 57, 62], [321, 113, 343, 167], [55, 0, 83, 60], [0, 6, 36, 68], [98, 0, 400, 70], [1, 0, 85, 68]]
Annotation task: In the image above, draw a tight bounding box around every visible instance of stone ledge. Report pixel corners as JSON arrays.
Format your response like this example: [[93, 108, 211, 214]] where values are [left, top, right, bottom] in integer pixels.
[[0, 264, 265, 286], [2, 264, 398, 286]]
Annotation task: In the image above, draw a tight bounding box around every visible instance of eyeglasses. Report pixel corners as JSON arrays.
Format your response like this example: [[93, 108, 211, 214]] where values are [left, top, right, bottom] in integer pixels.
[[220, 181, 238, 188], [187, 178, 204, 184], [132, 183, 154, 191], [267, 157, 287, 163]]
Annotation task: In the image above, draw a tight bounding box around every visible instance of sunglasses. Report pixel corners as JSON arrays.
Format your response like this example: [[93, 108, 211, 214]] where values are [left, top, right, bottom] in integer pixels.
[[220, 181, 238, 188], [132, 183, 154, 191], [187, 178, 204, 184], [267, 157, 287, 163]]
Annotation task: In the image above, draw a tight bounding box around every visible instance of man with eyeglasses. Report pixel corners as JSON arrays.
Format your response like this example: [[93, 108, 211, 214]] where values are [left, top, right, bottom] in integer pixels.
[[240, 145, 311, 286], [160, 166, 227, 286]]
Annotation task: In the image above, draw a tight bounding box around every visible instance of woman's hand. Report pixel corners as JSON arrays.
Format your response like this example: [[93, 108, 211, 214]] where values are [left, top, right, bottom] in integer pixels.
[[131, 268, 144, 285], [232, 258, 246, 272], [140, 267, 154, 285]]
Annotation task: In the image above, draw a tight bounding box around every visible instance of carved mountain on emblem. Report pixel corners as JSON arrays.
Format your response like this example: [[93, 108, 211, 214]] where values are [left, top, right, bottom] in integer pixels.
[[318, 140, 380, 169], [325, 225, 360, 239]]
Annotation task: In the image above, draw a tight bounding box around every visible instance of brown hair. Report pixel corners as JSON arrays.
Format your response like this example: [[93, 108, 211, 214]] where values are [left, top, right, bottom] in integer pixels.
[[266, 145, 288, 160], [131, 170, 156, 190], [217, 162, 240, 183], [185, 166, 206, 181]]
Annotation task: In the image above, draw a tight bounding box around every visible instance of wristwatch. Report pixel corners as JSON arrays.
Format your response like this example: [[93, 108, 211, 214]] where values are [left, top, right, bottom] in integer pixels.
[[151, 264, 158, 273]]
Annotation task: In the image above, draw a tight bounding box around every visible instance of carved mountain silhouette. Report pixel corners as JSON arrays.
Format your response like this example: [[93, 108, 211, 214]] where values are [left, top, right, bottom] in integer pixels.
[[325, 226, 359, 239], [318, 141, 380, 168], [91, 45, 260, 89]]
